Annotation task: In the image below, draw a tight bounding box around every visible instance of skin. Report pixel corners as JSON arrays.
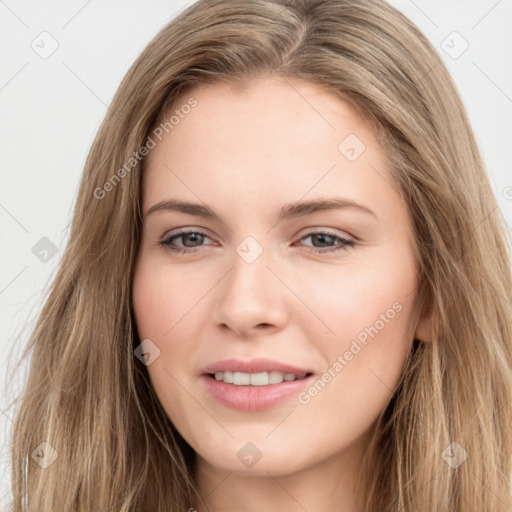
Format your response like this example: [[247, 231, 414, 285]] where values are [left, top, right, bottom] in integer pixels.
[[132, 75, 431, 512]]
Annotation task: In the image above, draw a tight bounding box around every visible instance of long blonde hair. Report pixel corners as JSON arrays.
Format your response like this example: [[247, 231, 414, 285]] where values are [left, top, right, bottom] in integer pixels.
[[7, 0, 512, 510]]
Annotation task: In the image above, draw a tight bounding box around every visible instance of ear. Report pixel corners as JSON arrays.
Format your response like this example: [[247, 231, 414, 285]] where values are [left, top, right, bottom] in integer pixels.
[[414, 307, 432, 342]]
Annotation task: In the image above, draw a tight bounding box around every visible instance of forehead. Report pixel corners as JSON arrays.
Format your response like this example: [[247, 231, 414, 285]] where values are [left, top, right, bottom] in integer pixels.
[[146, 77, 380, 174], [142, 76, 406, 228], [167, 76, 374, 148]]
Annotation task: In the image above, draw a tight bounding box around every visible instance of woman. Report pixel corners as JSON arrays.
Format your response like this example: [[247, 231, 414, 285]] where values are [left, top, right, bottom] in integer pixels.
[[8, 0, 512, 510]]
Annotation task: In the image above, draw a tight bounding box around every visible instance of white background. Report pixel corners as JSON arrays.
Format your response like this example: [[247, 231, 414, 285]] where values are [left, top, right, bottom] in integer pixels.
[[1, 0, 511, 506]]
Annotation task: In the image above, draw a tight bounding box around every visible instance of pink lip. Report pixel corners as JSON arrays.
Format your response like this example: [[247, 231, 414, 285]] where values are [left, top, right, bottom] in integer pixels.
[[202, 375, 314, 411], [200, 357, 312, 375], [200, 358, 314, 412]]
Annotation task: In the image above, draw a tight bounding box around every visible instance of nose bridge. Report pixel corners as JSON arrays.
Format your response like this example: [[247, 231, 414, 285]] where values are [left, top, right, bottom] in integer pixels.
[[212, 234, 287, 334], [235, 234, 266, 267], [228, 234, 273, 302]]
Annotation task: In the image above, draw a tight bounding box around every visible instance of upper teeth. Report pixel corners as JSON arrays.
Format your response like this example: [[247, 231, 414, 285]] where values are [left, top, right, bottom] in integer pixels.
[[214, 371, 307, 386]]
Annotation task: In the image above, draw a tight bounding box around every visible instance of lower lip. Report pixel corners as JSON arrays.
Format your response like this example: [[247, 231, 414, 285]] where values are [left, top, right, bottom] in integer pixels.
[[201, 374, 314, 412]]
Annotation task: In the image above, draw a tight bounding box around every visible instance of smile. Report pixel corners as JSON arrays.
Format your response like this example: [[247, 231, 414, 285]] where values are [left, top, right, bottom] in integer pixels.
[[210, 370, 309, 386], [202, 372, 314, 411]]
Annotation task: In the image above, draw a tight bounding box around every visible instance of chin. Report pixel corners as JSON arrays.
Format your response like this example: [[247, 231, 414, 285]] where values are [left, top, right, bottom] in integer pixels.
[[192, 435, 323, 477]]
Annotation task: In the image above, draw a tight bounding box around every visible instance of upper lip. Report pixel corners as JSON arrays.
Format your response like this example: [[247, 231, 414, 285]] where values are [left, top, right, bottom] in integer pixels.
[[201, 358, 313, 376]]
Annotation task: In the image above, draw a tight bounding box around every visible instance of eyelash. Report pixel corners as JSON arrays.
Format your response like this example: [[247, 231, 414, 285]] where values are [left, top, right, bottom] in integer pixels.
[[158, 229, 355, 255]]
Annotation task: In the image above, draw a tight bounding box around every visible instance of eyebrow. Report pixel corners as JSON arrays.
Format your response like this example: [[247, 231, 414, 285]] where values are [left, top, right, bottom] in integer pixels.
[[145, 197, 377, 221]]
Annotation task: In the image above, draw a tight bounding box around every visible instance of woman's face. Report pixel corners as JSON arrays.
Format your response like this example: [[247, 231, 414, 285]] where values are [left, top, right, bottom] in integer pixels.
[[132, 76, 428, 477]]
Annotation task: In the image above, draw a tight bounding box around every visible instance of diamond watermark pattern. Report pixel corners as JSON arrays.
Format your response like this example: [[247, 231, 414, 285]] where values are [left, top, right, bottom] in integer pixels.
[[31, 442, 58, 469], [236, 236, 263, 264], [31, 237, 58, 263], [30, 31, 59, 59], [441, 441, 468, 468], [441, 31, 469, 60], [134, 338, 161, 366], [338, 133, 366, 162], [237, 442, 262, 468]]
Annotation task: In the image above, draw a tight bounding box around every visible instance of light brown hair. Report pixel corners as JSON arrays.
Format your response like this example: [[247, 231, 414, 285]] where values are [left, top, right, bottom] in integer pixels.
[[7, 0, 512, 510]]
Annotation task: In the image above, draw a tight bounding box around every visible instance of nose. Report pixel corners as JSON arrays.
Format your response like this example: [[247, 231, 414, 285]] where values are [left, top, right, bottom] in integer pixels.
[[212, 244, 289, 339]]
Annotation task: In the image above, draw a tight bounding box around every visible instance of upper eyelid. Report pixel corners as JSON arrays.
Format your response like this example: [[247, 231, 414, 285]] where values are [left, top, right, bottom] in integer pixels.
[[162, 228, 354, 245], [163, 228, 214, 241]]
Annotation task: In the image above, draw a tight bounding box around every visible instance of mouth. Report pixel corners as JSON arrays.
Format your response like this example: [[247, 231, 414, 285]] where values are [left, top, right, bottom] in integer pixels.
[[202, 372, 315, 411], [200, 358, 315, 411], [207, 370, 313, 386]]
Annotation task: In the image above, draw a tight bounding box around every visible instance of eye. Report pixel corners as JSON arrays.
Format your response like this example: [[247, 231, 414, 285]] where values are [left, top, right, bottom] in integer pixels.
[[158, 228, 355, 255], [295, 230, 355, 253], [158, 229, 214, 254]]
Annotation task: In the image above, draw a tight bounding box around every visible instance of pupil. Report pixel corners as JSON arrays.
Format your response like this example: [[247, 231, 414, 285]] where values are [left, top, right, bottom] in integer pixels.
[[314, 233, 332, 247], [184, 233, 203, 247]]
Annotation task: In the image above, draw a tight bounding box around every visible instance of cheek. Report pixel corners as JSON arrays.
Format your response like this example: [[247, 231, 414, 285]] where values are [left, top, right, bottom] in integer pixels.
[[132, 255, 198, 339], [289, 250, 416, 348], [290, 251, 416, 411], [131, 255, 207, 416], [132, 258, 221, 393], [132, 264, 186, 437], [304, 278, 415, 431]]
